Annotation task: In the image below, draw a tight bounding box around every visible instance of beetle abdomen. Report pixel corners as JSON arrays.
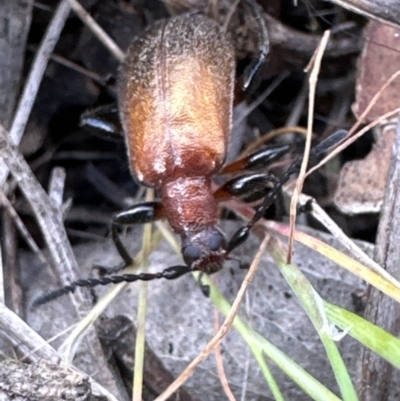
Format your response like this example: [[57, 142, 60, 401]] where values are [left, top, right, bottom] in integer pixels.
[[119, 14, 235, 187]]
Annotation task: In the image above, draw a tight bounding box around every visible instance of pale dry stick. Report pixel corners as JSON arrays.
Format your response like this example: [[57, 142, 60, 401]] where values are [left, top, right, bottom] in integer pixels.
[[349, 70, 400, 136], [67, 0, 124, 62], [285, 78, 309, 128], [58, 230, 163, 364], [0, 124, 123, 394], [0, 0, 72, 187], [328, 0, 400, 28], [34, 2, 53, 12], [287, 30, 331, 264], [48, 167, 66, 208], [26, 44, 106, 86], [223, 0, 242, 31], [49, 166, 73, 219], [0, 245, 3, 304], [49, 50, 106, 84], [307, 69, 400, 176], [20, 323, 77, 362], [0, 302, 118, 401], [154, 234, 270, 401], [307, 107, 400, 178], [0, 188, 48, 266], [240, 346, 251, 401], [132, 189, 154, 401], [295, 192, 400, 287], [0, 124, 87, 312], [214, 308, 237, 401]]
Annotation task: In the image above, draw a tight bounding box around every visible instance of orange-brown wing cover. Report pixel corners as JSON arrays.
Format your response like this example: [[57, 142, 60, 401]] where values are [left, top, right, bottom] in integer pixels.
[[118, 14, 235, 187]]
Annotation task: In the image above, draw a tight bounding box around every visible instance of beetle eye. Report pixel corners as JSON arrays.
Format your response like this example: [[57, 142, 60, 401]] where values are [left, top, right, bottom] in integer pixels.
[[182, 245, 201, 265], [209, 232, 224, 251]]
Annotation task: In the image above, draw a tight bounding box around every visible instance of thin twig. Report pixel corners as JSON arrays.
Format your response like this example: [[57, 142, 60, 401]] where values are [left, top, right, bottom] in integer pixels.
[[287, 30, 331, 263], [67, 0, 124, 62], [0, 188, 48, 266], [0, 244, 3, 304], [307, 69, 400, 176], [132, 189, 154, 401], [223, 0, 241, 31], [214, 309, 237, 401], [0, 124, 124, 396], [232, 72, 289, 129], [27, 44, 107, 85], [48, 167, 66, 208], [307, 107, 400, 178], [154, 234, 270, 401], [0, 0, 72, 187], [0, 124, 85, 310]]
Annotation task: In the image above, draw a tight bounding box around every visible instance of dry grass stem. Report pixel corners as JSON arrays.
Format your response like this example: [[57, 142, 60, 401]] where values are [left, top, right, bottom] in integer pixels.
[[288, 30, 331, 263], [0, 188, 48, 266], [154, 234, 270, 401], [48, 167, 67, 208], [132, 189, 154, 401], [214, 309, 237, 401], [308, 107, 400, 178], [0, 0, 72, 187], [307, 69, 400, 177], [67, 0, 124, 62]]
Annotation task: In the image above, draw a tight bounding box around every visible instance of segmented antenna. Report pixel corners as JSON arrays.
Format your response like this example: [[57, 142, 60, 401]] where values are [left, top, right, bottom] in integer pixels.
[[32, 265, 191, 307]]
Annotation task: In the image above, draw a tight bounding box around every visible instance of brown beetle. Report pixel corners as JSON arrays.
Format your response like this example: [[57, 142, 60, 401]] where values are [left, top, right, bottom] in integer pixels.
[[118, 14, 235, 274], [33, 13, 345, 306]]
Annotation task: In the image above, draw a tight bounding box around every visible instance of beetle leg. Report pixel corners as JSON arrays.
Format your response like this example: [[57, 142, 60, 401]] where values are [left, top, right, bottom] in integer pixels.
[[214, 172, 279, 202], [241, 0, 270, 91], [32, 264, 191, 307], [80, 103, 122, 139], [110, 201, 165, 267], [227, 130, 348, 252], [219, 143, 290, 175], [95, 201, 165, 275]]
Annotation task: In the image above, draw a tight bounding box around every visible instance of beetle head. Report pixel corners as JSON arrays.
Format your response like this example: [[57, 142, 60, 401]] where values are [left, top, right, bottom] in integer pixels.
[[181, 227, 227, 274]]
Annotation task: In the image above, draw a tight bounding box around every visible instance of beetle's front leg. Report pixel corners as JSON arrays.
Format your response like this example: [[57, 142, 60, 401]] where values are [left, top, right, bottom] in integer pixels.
[[97, 201, 165, 274]]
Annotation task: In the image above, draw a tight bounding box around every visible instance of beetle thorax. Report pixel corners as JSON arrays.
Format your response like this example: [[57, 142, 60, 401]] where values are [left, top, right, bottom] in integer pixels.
[[161, 176, 217, 234]]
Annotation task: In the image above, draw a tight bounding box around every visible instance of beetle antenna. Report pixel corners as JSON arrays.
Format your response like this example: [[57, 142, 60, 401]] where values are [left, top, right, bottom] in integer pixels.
[[32, 265, 191, 307], [242, 0, 270, 91]]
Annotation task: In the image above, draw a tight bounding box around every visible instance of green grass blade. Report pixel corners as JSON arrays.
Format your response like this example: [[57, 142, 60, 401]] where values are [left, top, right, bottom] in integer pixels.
[[325, 302, 400, 369], [268, 237, 357, 401]]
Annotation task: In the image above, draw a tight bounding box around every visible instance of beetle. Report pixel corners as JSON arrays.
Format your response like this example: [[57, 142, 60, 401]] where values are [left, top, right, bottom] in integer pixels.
[[118, 14, 236, 274], [33, 13, 346, 306]]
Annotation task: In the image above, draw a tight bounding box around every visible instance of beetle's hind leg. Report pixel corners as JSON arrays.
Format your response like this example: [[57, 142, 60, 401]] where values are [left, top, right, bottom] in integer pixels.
[[214, 143, 290, 214], [227, 130, 348, 253], [219, 143, 290, 175]]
